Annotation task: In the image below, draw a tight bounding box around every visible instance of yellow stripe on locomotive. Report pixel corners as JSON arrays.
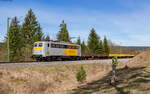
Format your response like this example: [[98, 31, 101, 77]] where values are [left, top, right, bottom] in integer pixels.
[[34, 47, 42, 50], [62, 49, 78, 56], [62, 44, 78, 56]]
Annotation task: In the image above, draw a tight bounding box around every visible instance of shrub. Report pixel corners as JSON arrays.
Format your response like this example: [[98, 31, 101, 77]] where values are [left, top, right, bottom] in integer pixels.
[[76, 66, 86, 82]]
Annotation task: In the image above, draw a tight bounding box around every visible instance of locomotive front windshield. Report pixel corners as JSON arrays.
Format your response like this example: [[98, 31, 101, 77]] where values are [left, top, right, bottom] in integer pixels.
[[39, 43, 43, 47], [34, 43, 43, 47], [34, 43, 38, 47]]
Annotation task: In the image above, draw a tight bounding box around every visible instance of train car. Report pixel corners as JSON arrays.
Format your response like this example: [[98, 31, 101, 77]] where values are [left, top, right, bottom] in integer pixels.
[[82, 53, 135, 59], [32, 40, 81, 61], [109, 54, 135, 58]]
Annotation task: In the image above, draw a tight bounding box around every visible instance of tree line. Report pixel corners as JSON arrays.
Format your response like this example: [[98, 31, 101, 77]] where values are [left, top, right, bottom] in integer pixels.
[[4, 9, 110, 62]]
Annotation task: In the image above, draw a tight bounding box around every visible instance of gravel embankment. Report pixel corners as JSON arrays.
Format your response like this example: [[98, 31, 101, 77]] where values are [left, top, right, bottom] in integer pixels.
[[0, 58, 131, 69]]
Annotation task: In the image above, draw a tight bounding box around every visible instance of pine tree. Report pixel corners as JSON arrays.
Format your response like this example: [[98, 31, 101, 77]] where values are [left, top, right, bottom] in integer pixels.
[[103, 36, 110, 54], [76, 37, 81, 45], [81, 41, 87, 55], [7, 17, 21, 61], [20, 9, 43, 61], [98, 40, 104, 53], [33, 24, 43, 42], [87, 28, 100, 54], [20, 9, 43, 45], [76, 66, 87, 82], [57, 20, 70, 42]]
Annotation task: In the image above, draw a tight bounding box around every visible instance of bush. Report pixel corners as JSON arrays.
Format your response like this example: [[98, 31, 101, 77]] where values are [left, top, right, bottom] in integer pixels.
[[76, 66, 86, 82]]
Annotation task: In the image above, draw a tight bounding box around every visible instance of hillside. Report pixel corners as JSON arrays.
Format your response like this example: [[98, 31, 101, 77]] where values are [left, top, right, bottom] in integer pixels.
[[0, 63, 112, 94], [127, 48, 150, 67], [72, 49, 150, 94]]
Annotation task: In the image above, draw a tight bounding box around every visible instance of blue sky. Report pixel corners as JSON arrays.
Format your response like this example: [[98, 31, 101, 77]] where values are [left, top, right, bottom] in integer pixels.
[[1, 0, 150, 46]]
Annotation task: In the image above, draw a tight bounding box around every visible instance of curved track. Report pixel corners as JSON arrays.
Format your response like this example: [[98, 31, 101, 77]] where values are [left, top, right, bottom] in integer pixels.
[[0, 58, 131, 69]]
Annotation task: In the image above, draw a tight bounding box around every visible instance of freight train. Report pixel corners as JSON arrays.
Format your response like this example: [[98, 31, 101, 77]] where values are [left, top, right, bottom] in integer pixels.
[[32, 40, 135, 61]]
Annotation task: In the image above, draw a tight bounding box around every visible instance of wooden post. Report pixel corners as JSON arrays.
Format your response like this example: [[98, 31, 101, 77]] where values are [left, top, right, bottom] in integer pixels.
[[111, 65, 116, 85], [111, 57, 118, 85]]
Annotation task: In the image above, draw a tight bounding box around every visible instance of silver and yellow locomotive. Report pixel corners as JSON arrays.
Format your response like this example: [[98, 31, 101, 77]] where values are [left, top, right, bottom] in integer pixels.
[[32, 40, 81, 61]]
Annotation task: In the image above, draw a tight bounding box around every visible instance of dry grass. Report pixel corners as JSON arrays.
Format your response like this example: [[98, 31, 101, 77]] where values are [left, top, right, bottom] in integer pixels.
[[1, 49, 150, 94], [72, 66, 150, 94], [0, 63, 111, 94], [127, 49, 150, 67], [71, 49, 150, 94]]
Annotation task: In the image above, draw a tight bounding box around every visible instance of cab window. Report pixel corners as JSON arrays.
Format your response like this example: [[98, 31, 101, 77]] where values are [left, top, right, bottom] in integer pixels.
[[39, 43, 43, 47], [34, 43, 38, 47]]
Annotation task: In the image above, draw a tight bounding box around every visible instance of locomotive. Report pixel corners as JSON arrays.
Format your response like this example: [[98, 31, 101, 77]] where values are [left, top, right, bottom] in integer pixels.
[[32, 40, 81, 61]]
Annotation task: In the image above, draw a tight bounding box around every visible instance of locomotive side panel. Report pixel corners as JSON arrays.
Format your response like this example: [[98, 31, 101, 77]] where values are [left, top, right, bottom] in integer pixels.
[[41, 41, 81, 57]]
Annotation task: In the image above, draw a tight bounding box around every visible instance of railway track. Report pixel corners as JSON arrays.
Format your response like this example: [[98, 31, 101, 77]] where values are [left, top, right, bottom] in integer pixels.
[[0, 61, 38, 64], [0, 56, 134, 64], [0, 58, 131, 69]]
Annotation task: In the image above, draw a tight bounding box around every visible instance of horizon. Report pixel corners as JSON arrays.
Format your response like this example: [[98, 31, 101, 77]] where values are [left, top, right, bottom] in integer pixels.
[[1, 0, 150, 46]]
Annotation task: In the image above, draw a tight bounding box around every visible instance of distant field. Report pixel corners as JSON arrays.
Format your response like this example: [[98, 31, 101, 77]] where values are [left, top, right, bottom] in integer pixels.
[[121, 46, 149, 52]]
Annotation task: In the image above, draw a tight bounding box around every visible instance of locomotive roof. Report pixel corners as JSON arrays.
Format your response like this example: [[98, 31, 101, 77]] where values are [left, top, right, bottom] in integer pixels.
[[35, 40, 77, 45]]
